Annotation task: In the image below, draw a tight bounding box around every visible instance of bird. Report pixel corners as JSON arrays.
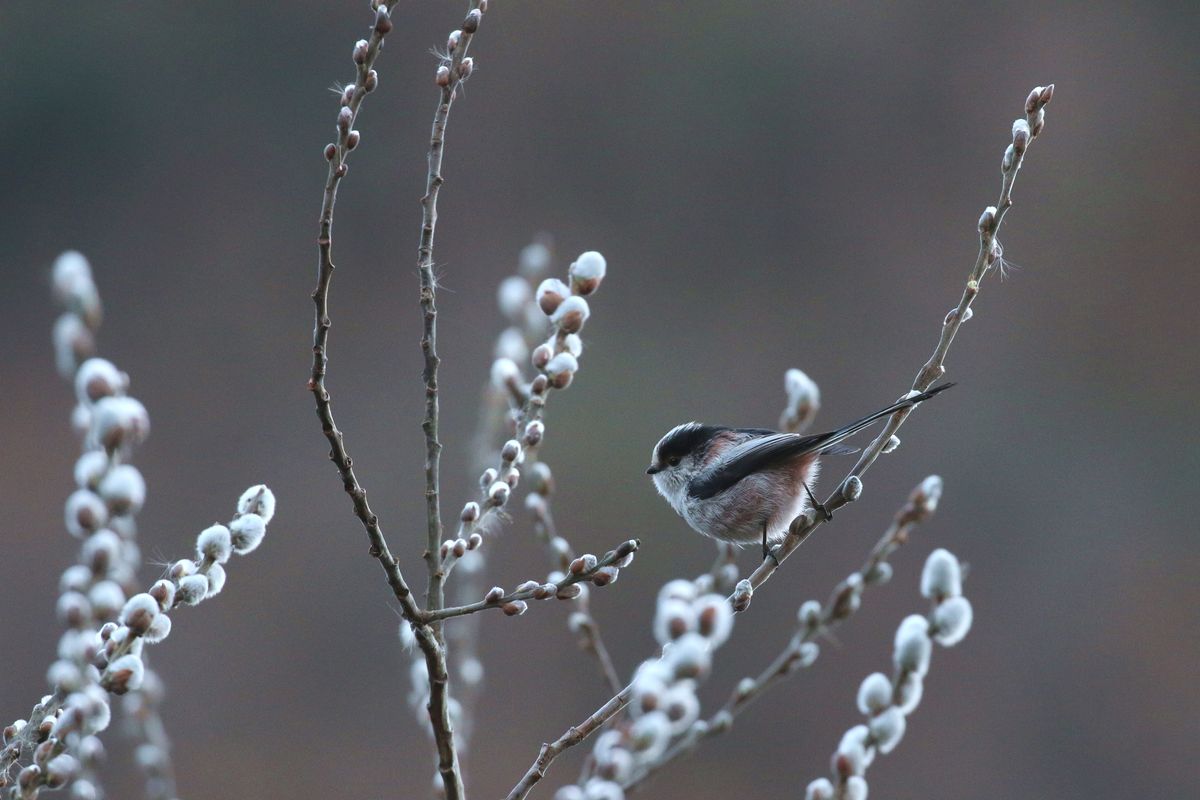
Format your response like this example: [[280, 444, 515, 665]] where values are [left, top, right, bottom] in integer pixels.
[[646, 383, 954, 560]]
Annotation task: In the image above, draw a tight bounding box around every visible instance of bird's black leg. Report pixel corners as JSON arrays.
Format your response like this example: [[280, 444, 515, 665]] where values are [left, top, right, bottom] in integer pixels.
[[762, 520, 779, 566], [803, 481, 833, 523]]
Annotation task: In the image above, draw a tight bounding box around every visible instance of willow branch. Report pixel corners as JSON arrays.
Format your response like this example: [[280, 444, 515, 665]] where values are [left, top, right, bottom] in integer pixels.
[[530, 498, 623, 695], [427, 539, 639, 623], [307, 4, 425, 624], [743, 84, 1055, 599], [422, 4, 484, 619], [505, 682, 636, 800]]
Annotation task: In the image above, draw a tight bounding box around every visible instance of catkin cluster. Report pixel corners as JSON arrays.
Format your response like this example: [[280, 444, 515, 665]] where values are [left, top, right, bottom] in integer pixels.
[[805, 549, 973, 800]]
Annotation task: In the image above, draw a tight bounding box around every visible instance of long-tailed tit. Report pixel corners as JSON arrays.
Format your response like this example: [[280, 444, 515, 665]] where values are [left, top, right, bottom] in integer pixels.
[[647, 384, 954, 559]]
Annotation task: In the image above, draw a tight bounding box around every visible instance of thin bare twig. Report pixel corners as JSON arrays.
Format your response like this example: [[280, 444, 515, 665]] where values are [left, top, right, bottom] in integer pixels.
[[414, 7, 486, 798], [505, 683, 636, 800], [307, 3, 425, 623], [742, 84, 1055, 599], [422, 3, 485, 615]]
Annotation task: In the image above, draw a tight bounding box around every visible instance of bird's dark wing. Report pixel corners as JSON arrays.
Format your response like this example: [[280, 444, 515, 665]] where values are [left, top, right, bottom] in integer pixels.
[[688, 432, 826, 500], [687, 382, 955, 501]]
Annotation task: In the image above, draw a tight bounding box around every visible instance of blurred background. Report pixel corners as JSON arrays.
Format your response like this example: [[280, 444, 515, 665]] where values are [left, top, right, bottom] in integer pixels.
[[2, 1, 1197, 798]]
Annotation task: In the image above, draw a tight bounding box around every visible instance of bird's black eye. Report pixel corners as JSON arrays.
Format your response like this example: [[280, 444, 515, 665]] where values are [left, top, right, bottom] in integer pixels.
[[667, 456, 681, 467]]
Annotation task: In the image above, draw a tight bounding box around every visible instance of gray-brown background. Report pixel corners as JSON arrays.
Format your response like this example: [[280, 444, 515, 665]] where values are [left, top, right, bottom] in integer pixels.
[[2, 2, 1196, 798]]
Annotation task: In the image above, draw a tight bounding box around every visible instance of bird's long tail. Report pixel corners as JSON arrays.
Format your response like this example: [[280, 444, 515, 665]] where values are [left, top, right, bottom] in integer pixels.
[[816, 382, 955, 454]]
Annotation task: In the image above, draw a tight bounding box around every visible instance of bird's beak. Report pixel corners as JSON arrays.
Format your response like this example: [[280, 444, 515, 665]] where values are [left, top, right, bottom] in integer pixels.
[[645, 465, 660, 475]]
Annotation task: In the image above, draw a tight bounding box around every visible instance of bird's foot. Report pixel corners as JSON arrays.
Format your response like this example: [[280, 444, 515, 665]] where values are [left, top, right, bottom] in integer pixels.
[[761, 521, 780, 566], [803, 481, 833, 523]]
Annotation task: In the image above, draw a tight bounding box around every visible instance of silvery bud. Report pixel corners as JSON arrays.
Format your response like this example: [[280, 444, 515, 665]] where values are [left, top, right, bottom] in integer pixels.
[[536, 278, 570, 316], [856, 672, 892, 715], [551, 296, 590, 335], [230, 513, 266, 554], [75, 358, 125, 405], [920, 548, 962, 599], [568, 250, 606, 295], [693, 594, 733, 646], [545, 353, 579, 389], [931, 595, 973, 646], [497, 276, 531, 320], [237, 484, 276, 524], [868, 706, 906, 754], [119, 594, 159, 636], [893, 614, 932, 676], [501, 439, 523, 463], [805, 778, 835, 800], [102, 654, 144, 694], [196, 524, 233, 564]]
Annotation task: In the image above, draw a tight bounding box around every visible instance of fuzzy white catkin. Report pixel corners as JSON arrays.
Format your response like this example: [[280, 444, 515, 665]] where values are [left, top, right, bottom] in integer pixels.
[[47, 660, 84, 692], [81, 529, 121, 571], [596, 746, 633, 783], [91, 396, 150, 448], [73, 451, 108, 489], [894, 673, 923, 714], [398, 621, 417, 651], [494, 327, 529, 364], [932, 596, 973, 646], [520, 241, 551, 277], [798, 599, 822, 629], [53, 250, 94, 297], [87, 581, 126, 621], [196, 524, 233, 564], [665, 633, 712, 681], [229, 513, 266, 554], [551, 296, 590, 333], [658, 579, 698, 605], [174, 574, 209, 606], [583, 778, 624, 800], [237, 484, 276, 524], [627, 711, 671, 761], [143, 614, 171, 644], [868, 706, 906, 754], [562, 333, 583, 357], [570, 251, 607, 280], [119, 594, 159, 635], [856, 672, 893, 715], [785, 368, 819, 408], [490, 357, 521, 391], [45, 753, 81, 787], [893, 615, 933, 676], [920, 548, 962, 599], [53, 314, 91, 377], [692, 593, 734, 646], [536, 278, 570, 315], [497, 276, 532, 320], [843, 776, 869, 800], [805, 778, 835, 800], [917, 475, 943, 511], [660, 683, 701, 734], [653, 598, 697, 645], [65, 489, 108, 538], [205, 563, 227, 597], [74, 358, 124, 405], [459, 656, 484, 686], [60, 564, 91, 594], [554, 788, 585, 800], [835, 725, 873, 775], [98, 464, 146, 514], [106, 654, 145, 692]]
